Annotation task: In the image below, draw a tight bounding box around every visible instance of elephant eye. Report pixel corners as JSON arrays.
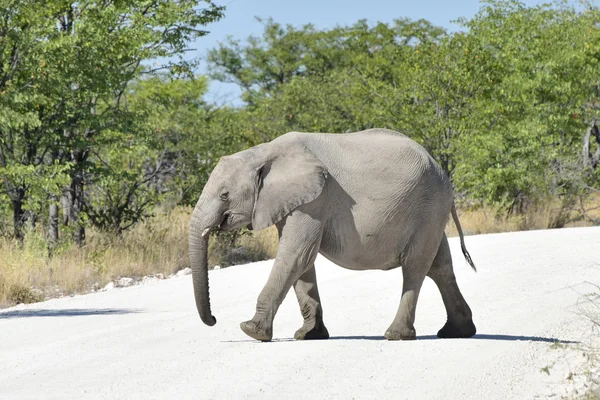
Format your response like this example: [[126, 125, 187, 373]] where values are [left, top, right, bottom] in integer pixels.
[[219, 191, 229, 201]]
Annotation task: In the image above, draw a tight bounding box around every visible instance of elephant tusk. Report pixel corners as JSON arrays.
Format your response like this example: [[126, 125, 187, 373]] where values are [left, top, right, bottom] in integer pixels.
[[201, 227, 212, 237]]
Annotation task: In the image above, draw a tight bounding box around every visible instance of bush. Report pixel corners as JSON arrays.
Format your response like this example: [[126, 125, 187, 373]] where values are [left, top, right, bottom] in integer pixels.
[[0, 208, 280, 308], [1, 197, 597, 308], [208, 227, 278, 268], [7, 285, 42, 305]]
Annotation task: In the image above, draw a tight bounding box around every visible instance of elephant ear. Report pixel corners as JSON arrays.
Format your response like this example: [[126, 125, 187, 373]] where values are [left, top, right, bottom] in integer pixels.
[[252, 143, 328, 231]]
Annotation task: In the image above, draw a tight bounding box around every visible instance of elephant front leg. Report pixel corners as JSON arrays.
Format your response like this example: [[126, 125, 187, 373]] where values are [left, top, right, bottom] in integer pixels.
[[240, 212, 323, 342], [240, 260, 303, 341], [293, 264, 329, 340]]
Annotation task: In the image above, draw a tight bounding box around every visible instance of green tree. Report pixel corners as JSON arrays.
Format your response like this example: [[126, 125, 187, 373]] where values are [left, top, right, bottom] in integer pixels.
[[208, 1, 600, 225], [453, 0, 600, 216], [126, 74, 252, 207], [0, 0, 224, 241]]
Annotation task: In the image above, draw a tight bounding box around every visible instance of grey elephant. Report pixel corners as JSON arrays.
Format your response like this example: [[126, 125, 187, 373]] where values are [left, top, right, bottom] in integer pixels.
[[189, 128, 476, 341]]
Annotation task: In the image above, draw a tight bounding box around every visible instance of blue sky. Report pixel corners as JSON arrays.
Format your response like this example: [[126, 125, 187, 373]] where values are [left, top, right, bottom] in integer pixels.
[[191, 0, 546, 104]]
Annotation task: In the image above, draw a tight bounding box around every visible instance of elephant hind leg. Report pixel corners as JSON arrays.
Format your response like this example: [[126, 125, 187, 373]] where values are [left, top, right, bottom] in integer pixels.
[[293, 264, 329, 340], [427, 234, 476, 339], [384, 232, 443, 341], [384, 262, 428, 341]]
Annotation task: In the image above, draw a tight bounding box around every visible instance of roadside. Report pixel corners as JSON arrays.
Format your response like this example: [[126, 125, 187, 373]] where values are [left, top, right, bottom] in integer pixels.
[[1, 227, 599, 399]]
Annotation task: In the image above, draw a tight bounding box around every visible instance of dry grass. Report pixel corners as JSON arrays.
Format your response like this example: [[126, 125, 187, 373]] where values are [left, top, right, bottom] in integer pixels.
[[208, 226, 278, 268], [0, 207, 279, 308], [238, 226, 279, 261], [446, 194, 600, 237], [0, 208, 192, 307], [1, 195, 599, 308]]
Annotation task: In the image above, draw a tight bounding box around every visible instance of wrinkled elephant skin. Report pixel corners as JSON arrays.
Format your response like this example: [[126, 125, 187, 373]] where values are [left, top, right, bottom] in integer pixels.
[[189, 128, 477, 341]]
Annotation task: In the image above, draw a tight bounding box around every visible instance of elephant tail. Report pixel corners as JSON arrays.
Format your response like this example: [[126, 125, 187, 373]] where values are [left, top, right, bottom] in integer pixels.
[[451, 203, 476, 272]]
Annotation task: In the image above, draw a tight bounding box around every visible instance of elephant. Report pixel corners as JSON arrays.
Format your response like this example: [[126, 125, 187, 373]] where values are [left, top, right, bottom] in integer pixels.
[[189, 128, 477, 341]]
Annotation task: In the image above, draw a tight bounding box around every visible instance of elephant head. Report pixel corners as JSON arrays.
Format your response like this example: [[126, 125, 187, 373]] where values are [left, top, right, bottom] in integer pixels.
[[189, 137, 328, 326]]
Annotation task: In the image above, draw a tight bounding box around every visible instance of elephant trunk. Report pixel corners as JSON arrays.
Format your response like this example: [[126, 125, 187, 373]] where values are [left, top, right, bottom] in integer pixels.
[[189, 208, 217, 326]]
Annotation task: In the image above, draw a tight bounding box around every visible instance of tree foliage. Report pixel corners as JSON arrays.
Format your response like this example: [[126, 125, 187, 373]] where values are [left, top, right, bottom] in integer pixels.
[[0, 0, 224, 240], [1, 0, 599, 249], [209, 0, 600, 215]]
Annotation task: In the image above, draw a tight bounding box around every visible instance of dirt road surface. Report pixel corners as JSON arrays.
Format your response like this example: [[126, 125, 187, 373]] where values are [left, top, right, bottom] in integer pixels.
[[2, 227, 599, 399]]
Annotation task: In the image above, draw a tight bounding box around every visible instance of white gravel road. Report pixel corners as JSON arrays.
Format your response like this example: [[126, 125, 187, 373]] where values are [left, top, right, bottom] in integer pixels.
[[2, 227, 600, 400]]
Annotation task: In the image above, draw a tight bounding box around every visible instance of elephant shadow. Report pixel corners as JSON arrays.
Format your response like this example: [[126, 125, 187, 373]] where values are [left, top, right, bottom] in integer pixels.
[[223, 334, 578, 344], [327, 334, 579, 343]]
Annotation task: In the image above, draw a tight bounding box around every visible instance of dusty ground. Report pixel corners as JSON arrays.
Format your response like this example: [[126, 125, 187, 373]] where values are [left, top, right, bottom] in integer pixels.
[[1, 227, 599, 399]]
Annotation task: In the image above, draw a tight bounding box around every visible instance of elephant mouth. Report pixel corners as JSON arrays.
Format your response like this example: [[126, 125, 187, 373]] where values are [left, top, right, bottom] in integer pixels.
[[201, 211, 231, 237], [220, 210, 251, 231], [219, 211, 231, 230], [201, 210, 248, 237]]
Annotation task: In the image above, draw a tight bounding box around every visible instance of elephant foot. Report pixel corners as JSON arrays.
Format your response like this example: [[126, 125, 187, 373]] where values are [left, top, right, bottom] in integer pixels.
[[437, 319, 476, 339], [294, 322, 329, 340], [240, 320, 273, 342], [384, 326, 416, 341]]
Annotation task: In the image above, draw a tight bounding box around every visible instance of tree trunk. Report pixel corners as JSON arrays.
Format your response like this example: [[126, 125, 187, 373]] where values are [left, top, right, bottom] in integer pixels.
[[12, 189, 25, 240], [583, 118, 600, 169], [60, 192, 72, 226], [70, 175, 86, 245], [68, 148, 88, 246], [48, 194, 59, 250]]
